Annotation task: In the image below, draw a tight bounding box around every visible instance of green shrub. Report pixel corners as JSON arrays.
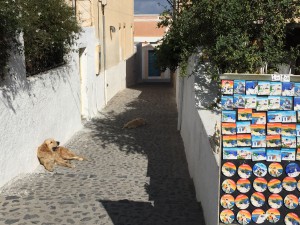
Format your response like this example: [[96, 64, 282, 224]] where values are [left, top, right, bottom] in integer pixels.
[[0, 0, 81, 77], [20, 0, 81, 75]]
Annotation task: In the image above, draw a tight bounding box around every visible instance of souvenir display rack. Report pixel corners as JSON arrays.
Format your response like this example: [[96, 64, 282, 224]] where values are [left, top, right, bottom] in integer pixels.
[[219, 74, 300, 225]]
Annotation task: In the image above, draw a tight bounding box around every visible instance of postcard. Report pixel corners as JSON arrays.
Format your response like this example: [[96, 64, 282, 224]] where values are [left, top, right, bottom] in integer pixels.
[[298, 111, 300, 122], [245, 81, 258, 95], [238, 108, 252, 121], [267, 111, 282, 123], [296, 148, 300, 161], [223, 135, 237, 147], [221, 96, 234, 110], [268, 96, 281, 110], [233, 95, 245, 108], [221, 80, 234, 95], [252, 112, 266, 124], [251, 124, 266, 136], [267, 123, 282, 135], [281, 124, 296, 136], [270, 82, 282, 96], [237, 147, 252, 159], [267, 135, 281, 148], [236, 121, 251, 133], [280, 96, 293, 110], [294, 97, 300, 111], [223, 147, 238, 160], [297, 124, 300, 136], [257, 81, 270, 95], [237, 134, 252, 146], [222, 123, 236, 135], [222, 111, 236, 123], [282, 136, 296, 148], [252, 135, 266, 148], [234, 80, 245, 94], [252, 148, 266, 161], [256, 97, 268, 111], [282, 82, 295, 96], [294, 83, 300, 96], [298, 137, 300, 147], [266, 149, 281, 162], [281, 148, 296, 161], [244, 95, 256, 109], [281, 111, 296, 123]]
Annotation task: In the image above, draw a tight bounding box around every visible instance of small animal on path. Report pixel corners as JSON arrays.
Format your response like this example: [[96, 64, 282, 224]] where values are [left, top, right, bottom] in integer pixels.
[[37, 138, 87, 172], [123, 118, 147, 129]]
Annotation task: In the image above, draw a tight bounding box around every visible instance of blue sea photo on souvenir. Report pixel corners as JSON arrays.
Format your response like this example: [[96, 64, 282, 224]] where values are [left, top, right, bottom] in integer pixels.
[[234, 80, 245, 94]]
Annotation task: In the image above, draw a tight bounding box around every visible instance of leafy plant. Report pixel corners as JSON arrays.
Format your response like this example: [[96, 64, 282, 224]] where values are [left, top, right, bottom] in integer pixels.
[[0, 0, 21, 78], [156, 0, 300, 75], [20, 0, 81, 75]]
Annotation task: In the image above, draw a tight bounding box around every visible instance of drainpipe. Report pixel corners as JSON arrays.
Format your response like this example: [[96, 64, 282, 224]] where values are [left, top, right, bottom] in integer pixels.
[[101, 1, 107, 105]]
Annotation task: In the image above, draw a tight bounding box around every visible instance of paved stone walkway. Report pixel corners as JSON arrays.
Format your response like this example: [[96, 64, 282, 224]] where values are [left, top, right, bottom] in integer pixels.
[[0, 84, 206, 225]]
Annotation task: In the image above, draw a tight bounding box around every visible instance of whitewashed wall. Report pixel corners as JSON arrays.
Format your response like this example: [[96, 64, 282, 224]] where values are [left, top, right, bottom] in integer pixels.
[[177, 57, 220, 225], [0, 44, 82, 188]]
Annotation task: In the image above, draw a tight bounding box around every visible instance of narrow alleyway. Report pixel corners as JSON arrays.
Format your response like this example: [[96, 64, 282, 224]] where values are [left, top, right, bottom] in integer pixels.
[[0, 84, 205, 225]]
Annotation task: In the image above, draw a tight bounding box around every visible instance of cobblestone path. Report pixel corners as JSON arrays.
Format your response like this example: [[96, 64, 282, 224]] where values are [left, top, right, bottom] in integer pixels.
[[0, 84, 205, 225]]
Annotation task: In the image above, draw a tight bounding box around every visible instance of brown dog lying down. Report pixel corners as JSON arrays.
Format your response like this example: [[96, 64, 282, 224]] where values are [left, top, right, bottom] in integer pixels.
[[37, 138, 86, 172], [123, 118, 146, 129]]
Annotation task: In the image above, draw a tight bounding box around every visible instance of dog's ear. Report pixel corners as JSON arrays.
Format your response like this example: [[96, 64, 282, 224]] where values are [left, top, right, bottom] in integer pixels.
[[39, 143, 49, 152]]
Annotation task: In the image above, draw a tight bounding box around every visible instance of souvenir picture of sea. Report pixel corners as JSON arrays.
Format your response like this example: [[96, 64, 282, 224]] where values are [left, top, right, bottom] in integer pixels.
[[245, 80, 258, 95], [221, 80, 234, 95], [251, 124, 266, 136], [244, 95, 257, 109], [266, 149, 281, 162], [221, 96, 234, 110], [237, 147, 252, 159], [237, 134, 252, 147], [222, 123, 236, 135], [294, 83, 300, 96], [297, 137, 300, 148], [281, 148, 296, 161], [281, 124, 296, 136], [267, 111, 282, 123], [257, 81, 270, 95], [223, 135, 237, 147], [252, 135, 266, 148], [234, 80, 245, 94], [297, 126, 300, 138], [298, 111, 300, 122], [296, 148, 300, 160], [234, 94, 245, 108], [223, 148, 238, 160], [236, 121, 251, 134], [252, 112, 266, 124], [281, 111, 296, 123], [270, 82, 282, 96], [267, 135, 281, 148], [267, 123, 282, 135], [222, 111, 236, 123], [282, 82, 295, 96], [280, 96, 293, 110], [294, 97, 300, 110], [282, 136, 296, 148], [256, 97, 268, 111], [252, 148, 266, 161], [238, 108, 252, 121], [268, 96, 281, 110]]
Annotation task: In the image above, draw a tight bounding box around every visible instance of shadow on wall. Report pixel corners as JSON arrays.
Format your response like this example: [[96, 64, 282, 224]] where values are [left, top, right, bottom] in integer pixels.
[[192, 63, 220, 112], [0, 52, 77, 114], [82, 84, 206, 225], [126, 53, 137, 87]]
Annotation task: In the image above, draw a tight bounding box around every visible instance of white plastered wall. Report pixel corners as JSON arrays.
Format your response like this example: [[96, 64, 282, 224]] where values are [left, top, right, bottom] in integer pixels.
[[177, 57, 220, 225], [0, 42, 82, 188]]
